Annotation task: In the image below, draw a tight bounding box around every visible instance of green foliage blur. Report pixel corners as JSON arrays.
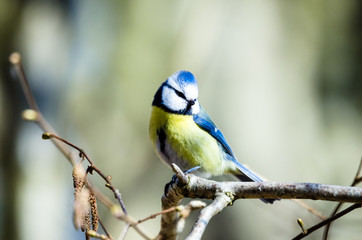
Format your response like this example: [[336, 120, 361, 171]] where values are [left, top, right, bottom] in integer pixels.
[[0, 1, 361, 239]]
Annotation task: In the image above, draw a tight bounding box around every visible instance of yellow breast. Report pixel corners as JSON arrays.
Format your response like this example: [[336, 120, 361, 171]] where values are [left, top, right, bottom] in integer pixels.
[[149, 106, 232, 175]]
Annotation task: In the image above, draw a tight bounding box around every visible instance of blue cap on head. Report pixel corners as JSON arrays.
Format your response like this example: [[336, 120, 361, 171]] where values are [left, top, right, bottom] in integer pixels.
[[172, 70, 197, 87]]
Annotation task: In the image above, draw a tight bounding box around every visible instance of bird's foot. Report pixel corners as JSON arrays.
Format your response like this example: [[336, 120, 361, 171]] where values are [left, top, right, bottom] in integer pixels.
[[164, 166, 201, 195]]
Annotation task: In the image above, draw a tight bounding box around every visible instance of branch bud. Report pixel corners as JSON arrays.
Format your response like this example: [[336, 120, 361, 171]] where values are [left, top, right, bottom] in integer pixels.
[[9, 52, 21, 64], [297, 218, 307, 234], [42, 132, 53, 140], [22, 109, 38, 121]]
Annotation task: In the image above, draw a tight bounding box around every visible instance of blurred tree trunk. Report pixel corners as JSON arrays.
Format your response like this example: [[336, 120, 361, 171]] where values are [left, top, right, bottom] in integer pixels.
[[318, 1, 362, 112], [0, 1, 24, 240]]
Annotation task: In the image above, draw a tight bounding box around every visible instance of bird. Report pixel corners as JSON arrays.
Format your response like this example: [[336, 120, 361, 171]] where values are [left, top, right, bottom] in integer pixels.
[[149, 70, 275, 204]]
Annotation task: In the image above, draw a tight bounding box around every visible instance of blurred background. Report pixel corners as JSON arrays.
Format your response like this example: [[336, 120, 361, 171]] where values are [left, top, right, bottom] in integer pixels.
[[0, 0, 361, 239]]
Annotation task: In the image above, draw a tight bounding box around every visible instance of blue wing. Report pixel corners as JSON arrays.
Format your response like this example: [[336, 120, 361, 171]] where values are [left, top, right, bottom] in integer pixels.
[[193, 107, 265, 183], [193, 107, 235, 158]]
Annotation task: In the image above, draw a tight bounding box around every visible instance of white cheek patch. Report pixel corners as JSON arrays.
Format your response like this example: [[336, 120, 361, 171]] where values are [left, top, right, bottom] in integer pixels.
[[191, 101, 200, 114], [184, 84, 198, 100], [162, 87, 187, 112]]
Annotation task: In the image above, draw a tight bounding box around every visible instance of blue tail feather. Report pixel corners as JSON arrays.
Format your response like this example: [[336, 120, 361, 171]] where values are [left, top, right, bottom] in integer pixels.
[[232, 160, 277, 204], [232, 160, 264, 182]]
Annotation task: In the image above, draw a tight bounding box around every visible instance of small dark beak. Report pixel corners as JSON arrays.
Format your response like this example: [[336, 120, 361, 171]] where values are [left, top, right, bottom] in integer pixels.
[[184, 99, 196, 115]]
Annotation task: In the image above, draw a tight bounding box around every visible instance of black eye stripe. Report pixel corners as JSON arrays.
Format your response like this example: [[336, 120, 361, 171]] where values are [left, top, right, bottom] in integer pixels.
[[175, 90, 186, 99], [164, 83, 186, 100]]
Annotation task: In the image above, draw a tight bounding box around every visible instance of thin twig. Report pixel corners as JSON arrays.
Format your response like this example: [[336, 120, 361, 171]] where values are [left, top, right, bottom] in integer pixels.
[[322, 201, 343, 239], [98, 217, 112, 239], [9, 53, 40, 112], [9, 53, 73, 162], [137, 201, 206, 226], [292, 203, 362, 240], [352, 157, 362, 185], [292, 199, 326, 220], [118, 223, 130, 240], [137, 207, 178, 225], [86, 180, 154, 239], [9, 52, 152, 240], [323, 157, 362, 239], [43, 132, 128, 216]]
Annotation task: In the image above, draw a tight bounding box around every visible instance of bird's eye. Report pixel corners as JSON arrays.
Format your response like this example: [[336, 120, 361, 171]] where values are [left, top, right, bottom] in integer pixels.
[[175, 90, 186, 99]]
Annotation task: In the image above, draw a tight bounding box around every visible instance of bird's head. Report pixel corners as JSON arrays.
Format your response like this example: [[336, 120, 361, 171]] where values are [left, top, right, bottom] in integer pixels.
[[152, 71, 200, 115]]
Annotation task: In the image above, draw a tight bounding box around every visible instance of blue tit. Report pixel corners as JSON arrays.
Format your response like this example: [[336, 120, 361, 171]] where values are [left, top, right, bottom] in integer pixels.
[[149, 70, 275, 204]]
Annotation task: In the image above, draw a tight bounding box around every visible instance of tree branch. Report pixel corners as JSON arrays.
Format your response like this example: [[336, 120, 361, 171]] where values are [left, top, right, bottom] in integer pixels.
[[185, 193, 232, 240], [158, 164, 362, 240]]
